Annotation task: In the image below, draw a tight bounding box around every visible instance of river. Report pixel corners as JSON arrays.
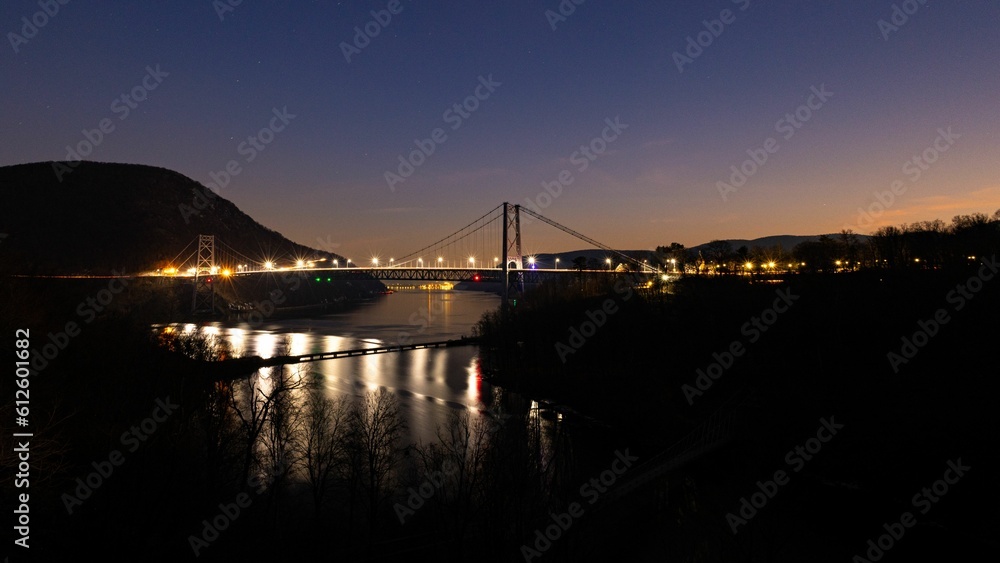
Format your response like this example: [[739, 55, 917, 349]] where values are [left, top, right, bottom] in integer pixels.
[[170, 289, 536, 446]]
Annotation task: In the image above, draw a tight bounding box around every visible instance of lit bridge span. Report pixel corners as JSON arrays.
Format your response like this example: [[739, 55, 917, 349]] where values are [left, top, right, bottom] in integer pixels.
[[169, 202, 663, 312]]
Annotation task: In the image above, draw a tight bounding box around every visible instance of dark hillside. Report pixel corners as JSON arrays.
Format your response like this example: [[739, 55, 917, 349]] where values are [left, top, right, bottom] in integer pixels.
[[0, 161, 343, 275]]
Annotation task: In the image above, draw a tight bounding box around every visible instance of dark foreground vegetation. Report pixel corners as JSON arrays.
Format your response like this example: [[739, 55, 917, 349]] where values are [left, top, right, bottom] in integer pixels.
[[0, 275, 627, 562], [2, 211, 998, 562], [474, 262, 999, 560]]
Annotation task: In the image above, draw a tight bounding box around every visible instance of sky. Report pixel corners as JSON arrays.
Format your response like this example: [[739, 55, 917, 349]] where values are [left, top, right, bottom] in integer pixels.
[[2, 0, 999, 259]]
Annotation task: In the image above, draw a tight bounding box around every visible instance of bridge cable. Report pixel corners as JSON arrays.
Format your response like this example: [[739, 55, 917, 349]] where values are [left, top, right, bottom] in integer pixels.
[[519, 206, 656, 272], [394, 204, 503, 264]]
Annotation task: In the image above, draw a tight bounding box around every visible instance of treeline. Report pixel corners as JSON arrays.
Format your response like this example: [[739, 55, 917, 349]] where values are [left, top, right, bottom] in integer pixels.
[[655, 210, 1000, 273]]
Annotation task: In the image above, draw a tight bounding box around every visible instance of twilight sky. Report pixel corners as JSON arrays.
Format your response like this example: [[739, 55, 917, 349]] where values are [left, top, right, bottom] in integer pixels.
[[2, 0, 999, 258]]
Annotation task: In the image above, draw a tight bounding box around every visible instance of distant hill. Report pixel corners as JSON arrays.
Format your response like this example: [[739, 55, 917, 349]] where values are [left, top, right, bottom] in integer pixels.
[[0, 161, 344, 275], [535, 249, 655, 269], [688, 234, 869, 254], [533, 234, 872, 268]]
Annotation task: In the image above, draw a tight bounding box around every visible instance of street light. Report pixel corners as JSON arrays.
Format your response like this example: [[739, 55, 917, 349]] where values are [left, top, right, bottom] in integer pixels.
[[605, 258, 611, 270], [468, 257, 475, 267], [418, 258, 423, 267], [296, 260, 305, 268], [438, 257, 443, 268], [372, 258, 379, 266], [333, 259, 338, 267], [555, 258, 560, 269]]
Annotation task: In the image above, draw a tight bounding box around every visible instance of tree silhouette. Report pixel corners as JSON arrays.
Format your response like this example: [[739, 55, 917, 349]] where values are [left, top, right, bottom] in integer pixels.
[[297, 389, 349, 522], [347, 387, 408, 540]]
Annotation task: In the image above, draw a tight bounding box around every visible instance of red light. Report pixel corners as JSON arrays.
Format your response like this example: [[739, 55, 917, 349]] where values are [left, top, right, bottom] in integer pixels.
[[473, 274, 480, 282], [206, 278, 212, 283]]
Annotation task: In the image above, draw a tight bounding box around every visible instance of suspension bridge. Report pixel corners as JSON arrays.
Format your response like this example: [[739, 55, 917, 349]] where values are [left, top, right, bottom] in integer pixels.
[[158, 203, 664, 313]]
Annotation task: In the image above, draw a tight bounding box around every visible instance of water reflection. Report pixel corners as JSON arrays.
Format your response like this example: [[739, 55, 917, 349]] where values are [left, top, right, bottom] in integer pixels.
[[158, 290, 597, 501], [165, 291, 502, 443]]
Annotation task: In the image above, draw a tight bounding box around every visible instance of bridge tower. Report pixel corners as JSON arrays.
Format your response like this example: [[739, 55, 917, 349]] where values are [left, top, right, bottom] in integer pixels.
[[192, 234, 216, 314], [501, 202, 524, 311]]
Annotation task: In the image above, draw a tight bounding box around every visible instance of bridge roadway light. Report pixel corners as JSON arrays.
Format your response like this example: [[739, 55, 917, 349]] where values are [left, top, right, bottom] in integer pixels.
[[605, 258, 611, 269], [264, 261, 274, 270], [296, 260, 305, 268], [372, 258, 379, 266], [555, 258, 560, 269], [418, 258, 423, 266], [333, 259, 338, 267], [438, 257, 443, 267], [389, 258, 394, 267]]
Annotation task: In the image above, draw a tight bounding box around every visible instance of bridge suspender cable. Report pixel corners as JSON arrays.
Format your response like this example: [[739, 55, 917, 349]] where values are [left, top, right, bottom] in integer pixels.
[[518, 206, 655, 273], [393, 204, 503, 265]]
